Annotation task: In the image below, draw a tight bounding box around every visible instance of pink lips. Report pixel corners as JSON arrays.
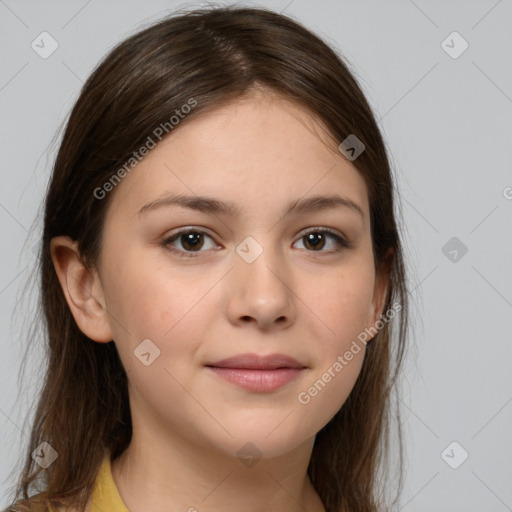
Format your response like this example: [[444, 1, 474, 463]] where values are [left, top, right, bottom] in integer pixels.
[[205, 353, 307, 392]]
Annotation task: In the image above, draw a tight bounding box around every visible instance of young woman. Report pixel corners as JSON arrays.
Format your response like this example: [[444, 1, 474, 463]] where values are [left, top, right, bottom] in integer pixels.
[[4, 5, 410, 512]]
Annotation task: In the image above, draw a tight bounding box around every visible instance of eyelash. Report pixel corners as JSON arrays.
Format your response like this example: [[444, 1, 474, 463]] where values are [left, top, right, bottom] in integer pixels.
[[161, 227, 351, 258]]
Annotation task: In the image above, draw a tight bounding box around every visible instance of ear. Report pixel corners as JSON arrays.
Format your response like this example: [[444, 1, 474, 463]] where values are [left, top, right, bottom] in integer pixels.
[[50, 236, 113, 343], [367, 248, 394, 339]]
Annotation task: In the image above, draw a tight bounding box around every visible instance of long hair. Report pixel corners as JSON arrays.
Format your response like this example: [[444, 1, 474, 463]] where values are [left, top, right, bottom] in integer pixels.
[[4, 6, 410, 512]]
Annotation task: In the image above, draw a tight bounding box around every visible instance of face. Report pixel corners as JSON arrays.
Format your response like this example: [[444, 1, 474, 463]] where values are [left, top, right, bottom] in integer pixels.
[[76, 91, 387, 460]]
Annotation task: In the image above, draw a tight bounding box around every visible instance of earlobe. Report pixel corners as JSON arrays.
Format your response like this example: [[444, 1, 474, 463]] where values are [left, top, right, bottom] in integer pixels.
[[50, 236, 113, 343], [370, 273, 389, 326]]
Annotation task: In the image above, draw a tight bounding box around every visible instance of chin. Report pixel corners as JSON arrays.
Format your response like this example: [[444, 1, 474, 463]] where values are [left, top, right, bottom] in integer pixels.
[[206, 418, 315, 462]]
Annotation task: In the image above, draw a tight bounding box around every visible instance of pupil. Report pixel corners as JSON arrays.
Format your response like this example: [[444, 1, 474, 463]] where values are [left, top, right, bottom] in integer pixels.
[[183, 232, 202, 250], [306, 233, 325, 250]]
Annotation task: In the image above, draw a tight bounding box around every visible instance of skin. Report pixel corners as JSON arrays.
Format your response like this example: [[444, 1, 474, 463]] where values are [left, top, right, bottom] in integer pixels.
[[51, 88, 390, 512]]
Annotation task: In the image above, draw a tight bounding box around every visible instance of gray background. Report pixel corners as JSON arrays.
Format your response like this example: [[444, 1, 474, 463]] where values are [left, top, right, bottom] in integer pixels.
[[1, 1, 511, 510]]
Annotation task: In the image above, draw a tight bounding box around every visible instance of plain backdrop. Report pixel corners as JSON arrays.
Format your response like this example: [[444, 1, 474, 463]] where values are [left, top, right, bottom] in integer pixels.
[[1, 1, 511, 511]]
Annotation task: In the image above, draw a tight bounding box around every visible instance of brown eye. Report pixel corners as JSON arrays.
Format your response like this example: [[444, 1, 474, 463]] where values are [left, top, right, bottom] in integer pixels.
[[162, 229, 217, 257], [179, 232, 204, 251], [294, 228, 350, 253], [303, 232, 327, 251]]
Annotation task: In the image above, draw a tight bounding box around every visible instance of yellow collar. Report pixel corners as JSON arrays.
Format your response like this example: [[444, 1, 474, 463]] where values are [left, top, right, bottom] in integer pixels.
[[92, 454, 130, 511]]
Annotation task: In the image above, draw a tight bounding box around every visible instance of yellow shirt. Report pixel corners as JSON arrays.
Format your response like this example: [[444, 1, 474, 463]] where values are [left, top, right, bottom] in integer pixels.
[[47, 454, 129, 512], [90, 454, 129, 511]]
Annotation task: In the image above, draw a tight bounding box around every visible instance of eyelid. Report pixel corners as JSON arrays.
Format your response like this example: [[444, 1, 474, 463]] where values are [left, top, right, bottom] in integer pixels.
[[299, 226, 348, 240]]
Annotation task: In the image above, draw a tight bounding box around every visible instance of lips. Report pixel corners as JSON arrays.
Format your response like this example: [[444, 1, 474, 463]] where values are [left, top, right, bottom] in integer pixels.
[[205, 353, 307, 392], [206, 353, 306, 370]]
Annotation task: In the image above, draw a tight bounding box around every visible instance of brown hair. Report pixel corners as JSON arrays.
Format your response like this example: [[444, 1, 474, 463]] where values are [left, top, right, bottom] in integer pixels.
[[4, 5, 410, 512]]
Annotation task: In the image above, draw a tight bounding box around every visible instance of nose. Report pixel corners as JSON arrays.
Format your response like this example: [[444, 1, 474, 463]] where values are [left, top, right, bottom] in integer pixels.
[[225, 238, 297, 331]]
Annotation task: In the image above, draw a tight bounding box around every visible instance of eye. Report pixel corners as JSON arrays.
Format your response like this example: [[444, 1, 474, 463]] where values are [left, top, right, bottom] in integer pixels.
[[294, 228, 351, 253], [161, 229, 217, 258], [161, 227, 351, 258]]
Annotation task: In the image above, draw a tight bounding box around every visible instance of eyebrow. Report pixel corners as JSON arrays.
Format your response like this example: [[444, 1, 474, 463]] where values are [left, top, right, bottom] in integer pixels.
[[137, 193, 365, 220]]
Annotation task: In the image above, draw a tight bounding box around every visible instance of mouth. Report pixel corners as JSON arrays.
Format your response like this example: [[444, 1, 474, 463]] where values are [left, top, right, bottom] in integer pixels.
[[205, 353, 307, 392]]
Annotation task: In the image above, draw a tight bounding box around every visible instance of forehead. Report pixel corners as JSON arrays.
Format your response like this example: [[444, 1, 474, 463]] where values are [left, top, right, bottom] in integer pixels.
[[105, 92, 369, 222]]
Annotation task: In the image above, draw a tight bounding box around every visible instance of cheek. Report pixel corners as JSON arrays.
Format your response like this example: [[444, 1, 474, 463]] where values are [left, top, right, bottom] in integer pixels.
[[305, 263, 375, 351], [104, 255, 219, 369], [294, 263, 373, 412], [105, 252, 178, 331]]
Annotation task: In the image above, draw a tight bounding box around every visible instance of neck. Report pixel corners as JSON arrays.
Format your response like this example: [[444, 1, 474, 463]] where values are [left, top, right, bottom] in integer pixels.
[[110, 424, 325, 512]]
